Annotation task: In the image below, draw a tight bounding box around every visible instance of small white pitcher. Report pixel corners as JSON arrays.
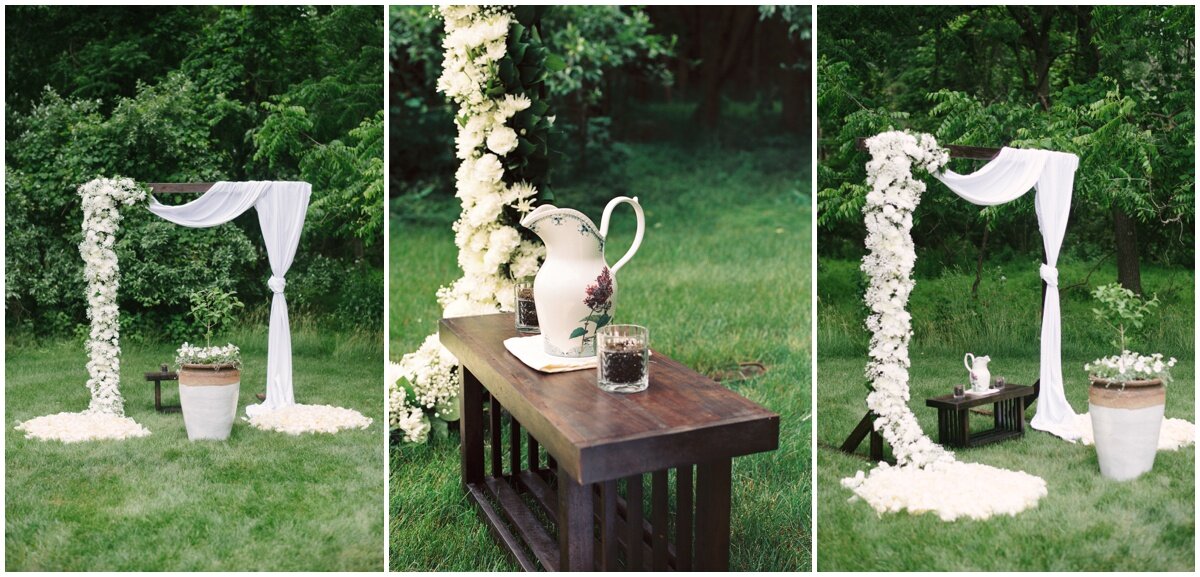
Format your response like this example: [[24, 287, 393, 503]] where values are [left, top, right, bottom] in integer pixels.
[[964, 353, 992, 394]]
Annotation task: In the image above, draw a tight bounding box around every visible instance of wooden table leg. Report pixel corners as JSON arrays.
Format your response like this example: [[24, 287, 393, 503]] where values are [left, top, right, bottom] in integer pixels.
[[599, 479, 619, 570], [694, 458, 732, 570], [558, 468, 594, 571], [460, 367, 484, 488], [957, 408, 970, 447]]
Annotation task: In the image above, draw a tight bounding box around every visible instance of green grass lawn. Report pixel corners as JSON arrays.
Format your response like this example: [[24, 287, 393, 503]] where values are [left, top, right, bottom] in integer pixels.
[[5, 325, 384, 571], [391, 138, 812, 571], [817, 259, 1195, 571]]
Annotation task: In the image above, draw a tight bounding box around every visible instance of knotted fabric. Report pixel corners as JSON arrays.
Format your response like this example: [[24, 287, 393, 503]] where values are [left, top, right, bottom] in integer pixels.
[[147, 181, 311, 416], [933, 148, 1081, 440], [1039, 264, 1058, 288]]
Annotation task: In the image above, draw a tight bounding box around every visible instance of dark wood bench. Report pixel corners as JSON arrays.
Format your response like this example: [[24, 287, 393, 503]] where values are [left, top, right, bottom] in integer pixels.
[[925, 383, 1036, 448], [440, 313, 780, 571], [144, 363, 181, 413]]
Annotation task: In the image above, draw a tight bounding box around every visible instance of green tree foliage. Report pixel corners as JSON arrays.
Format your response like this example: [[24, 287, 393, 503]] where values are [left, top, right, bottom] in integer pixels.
[[1091, 282, 1159, 351], [5, 6, 384, 338], [817, 6, 1194, 283], [188, 287, 245, 348], [387, 5, 675, 208]]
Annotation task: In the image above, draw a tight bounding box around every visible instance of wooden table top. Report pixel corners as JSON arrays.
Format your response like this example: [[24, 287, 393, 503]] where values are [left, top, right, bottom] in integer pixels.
[[925, 383, 1035, 410], [440, 313, 780, 484]]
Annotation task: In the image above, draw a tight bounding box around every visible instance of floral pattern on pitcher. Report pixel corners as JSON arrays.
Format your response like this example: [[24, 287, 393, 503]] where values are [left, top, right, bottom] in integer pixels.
[[571, 267, 614, 346]]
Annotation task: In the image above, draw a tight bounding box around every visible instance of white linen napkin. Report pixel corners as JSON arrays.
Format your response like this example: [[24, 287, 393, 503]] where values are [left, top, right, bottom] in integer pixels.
[[503, 335, 596, 373]]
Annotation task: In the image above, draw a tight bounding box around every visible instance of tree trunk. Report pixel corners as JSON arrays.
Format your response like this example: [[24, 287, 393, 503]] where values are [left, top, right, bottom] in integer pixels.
[[971, 226, 990, 299], [1112, 206, 1143, 294], [780, 18, 809, 134], [1008, 6, 1056, 110], [694, 6, 758, 128]]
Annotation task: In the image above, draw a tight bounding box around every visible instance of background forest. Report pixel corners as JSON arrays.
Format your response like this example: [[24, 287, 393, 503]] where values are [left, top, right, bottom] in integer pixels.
[[390, 5, 810, 215], [818, 5, 1193, 291], [5, 5, 385, 340]]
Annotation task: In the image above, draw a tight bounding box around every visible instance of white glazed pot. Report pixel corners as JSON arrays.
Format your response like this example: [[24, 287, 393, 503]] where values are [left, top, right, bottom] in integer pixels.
[[179, 364, 240, 441], [520, 197, 645, 358], [1089, 376, 1164, 481]]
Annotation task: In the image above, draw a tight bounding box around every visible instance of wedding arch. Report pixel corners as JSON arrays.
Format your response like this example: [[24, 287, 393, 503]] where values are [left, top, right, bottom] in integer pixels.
[[839, 131, 1081, 520], [16, 179, 371, 443]]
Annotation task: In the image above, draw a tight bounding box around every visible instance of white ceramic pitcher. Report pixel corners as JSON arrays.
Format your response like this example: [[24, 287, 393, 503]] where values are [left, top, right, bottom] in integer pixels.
[[964, 353, 992, 393], [520, 196, 645, 357]]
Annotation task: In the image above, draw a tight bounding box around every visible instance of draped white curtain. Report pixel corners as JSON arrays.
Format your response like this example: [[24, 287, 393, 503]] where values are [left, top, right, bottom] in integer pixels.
[[933, 147, 1082, 440], [147, 181, 312, 416]]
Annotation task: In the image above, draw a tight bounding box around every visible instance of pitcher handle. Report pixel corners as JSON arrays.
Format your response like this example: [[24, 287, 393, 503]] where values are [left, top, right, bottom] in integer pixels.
[[964, 353, 974, 372], [600, 196, 645, 275]]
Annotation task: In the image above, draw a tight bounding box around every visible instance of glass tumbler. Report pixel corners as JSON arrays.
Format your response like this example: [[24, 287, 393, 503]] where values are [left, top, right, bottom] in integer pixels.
[[514, 280, 539, 334], [597, 324, 649, 393]]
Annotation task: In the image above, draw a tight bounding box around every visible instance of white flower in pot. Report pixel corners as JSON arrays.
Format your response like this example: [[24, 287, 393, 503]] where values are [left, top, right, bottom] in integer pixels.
[[176, 288, 244, 441], [1085, 283, 1175, 481]]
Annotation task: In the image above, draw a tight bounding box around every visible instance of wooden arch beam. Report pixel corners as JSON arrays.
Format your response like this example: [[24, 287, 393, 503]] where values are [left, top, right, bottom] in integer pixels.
[[853, 137, 1001, 160], [144, 182, 215, 193]]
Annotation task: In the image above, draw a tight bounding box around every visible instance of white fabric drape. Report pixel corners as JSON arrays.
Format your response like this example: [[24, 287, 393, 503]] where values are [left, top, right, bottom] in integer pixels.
[[147, 181, 312, 416], [933, 147, 1081, 440]]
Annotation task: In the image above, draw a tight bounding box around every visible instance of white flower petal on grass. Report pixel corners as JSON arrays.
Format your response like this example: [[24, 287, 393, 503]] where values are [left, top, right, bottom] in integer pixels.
[[841, 462, 1047, 522], [15, 412, 151, 443], [247, 404, 372, 436]]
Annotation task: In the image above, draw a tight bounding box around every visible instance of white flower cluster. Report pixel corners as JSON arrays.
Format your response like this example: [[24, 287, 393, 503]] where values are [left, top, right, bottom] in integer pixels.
[[389, 335, 458, 444], [859, 131, 952, 468], [390, 6, 545, 443], [389, 362, 432, 444], [1085, 351, 1177, 384], [436, 5, 544, 315], [176, 342, 242, 368], [246, 404, 373, 435], [843, 132, 1048, 521], [79, 177, 146, 416]]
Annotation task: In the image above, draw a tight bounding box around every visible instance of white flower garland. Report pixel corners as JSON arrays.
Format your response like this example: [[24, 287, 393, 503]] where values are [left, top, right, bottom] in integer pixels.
[[16, 177, 151, 442], [842, 131, 1047, 521], [858, 131, 953, 468], [390, 5, 544, 442]]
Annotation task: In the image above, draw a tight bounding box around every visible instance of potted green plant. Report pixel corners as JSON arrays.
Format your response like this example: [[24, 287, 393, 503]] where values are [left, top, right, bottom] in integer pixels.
[[1084, 283, 1176, 481], [176, 287, 244, 441]]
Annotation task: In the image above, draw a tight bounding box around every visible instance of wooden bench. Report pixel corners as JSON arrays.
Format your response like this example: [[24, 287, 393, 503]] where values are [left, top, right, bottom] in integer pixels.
[[144, 363, 181, 413], [925, 383, 1036, 448], [440, 313, 779, 571]]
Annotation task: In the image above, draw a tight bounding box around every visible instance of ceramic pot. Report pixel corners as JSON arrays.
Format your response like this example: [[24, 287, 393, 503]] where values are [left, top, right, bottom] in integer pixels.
[[520, 196, 645, 357], [1088, 376, 1164, 481], [178, 363, 240, 441]]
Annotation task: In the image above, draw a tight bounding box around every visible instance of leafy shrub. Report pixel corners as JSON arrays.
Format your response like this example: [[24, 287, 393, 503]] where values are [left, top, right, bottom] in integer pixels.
[[5, 6, 384, 338]]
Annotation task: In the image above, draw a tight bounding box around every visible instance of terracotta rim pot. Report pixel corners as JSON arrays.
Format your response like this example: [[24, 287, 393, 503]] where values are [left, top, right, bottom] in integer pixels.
[[1088, 375, 1164, 481], [178, 364, 241, 441]]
